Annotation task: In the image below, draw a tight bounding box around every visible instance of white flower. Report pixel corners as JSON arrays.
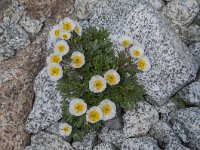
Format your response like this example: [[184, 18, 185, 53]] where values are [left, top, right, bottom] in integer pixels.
[[46, 53, 62, 64], [70, 51, 85, 68], [89, 75, 107, 93], [47, 63, 63, 81], [129, 46, 144, 58], [59, 123, 72, 136], [74, 21, 82, 36], [49, 24, 61, 41], [59, 31, 71, 40], [118, 36, 134, 47], [136, 56, 151, 72], [59, 17, 75, 32], [54, 40, 69, 56], [86, 106, 103, 123], [69, 98, 87, 116], [104, 69, 120, 85], [100, 99, 116, 121]]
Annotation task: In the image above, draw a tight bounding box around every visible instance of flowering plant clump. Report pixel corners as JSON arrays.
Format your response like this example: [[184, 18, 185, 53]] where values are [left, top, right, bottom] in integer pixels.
[[47, 17, 149, 141]]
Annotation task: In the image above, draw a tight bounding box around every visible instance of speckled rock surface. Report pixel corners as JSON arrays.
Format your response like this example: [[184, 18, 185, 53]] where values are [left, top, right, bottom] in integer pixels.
[[26, 67, 63, 133], [165, 141, 191, 150], [121, 136, 161, 150], [0, 37, 46, 150], [170, 107, 200, 150], [149, 121, 180, 148], [25, 131, 74, 150], [72, 132, 96, 150], [99, 127, 125, 149], [0, 18, 30, 61], [163, 0, 199, 26], [178, 74, 200, 106], [93, 142, 117, 150], [148, 0, 165, 10], [90, 1, 198, 106], [172, 122, 189, 143], [189, 42, 200, 65], [155, 100, 177, 122], [123, 101, 159, 138]]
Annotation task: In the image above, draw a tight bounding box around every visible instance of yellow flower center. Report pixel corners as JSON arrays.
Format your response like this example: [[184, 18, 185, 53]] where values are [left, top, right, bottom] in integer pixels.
[[62, 22, 72, 31], [93, 80, 103, 90], [132, 50, 140, 57], [54, 29, 60, 37], [73, 102, 84, 113], [137, 59, 146, 70], [50, 55, 60, 63], [105, 74, 117, 85], [88, 110, 100, 123], [75, 26, 80, 33], [57, 44, 65, 53], [122, 40, 130, 47], [72, 56, 83, 67], [61, 126, 69, 133], [101, 104, 111, 115], [62, 34, 68, 40], [49, 67, 60, 76]]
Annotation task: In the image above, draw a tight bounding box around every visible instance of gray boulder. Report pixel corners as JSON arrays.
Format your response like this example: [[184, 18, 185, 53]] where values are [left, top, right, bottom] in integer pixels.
[[93, 143, 117, 150], [90, 1, 198, 106], [165, 141, 191, 150]]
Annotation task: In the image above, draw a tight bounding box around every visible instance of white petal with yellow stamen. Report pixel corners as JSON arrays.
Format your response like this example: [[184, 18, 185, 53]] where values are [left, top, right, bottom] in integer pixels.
[[136, 56, 151, 72], [129, 46, 144, 59], [46, 53, 62, 64], [54, 40, 69, 56], [118, 36, 134, 47], [89, 75, 107, 93], [59, 123, 72, 136], [69, 98, 87, 116], [100, 99, 116, 121], [86, 106, 103, 123], [59, 31, 71, 40], [70, 51, 85, 68], [47, 63, 63, 81], [74, 21, 82, 36], [49, 25, 61, 41], [59, 17, 75, 32], [104, 69, 120, 85]]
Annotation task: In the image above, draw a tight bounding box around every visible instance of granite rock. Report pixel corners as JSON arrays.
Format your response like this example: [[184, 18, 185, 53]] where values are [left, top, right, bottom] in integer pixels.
[[172, 122, 189, 143], [165, 141, 191, 150], [75, 0, 98, 19], [99, 127, 125, 149], [121, 136, 161, 150], [26, 131, 73, 150], [72, 132, 96, 150], [178, 74, 200, 106], [170, 107, 200, 150], [93, 142, 117, 150], [163, 0, 199, 26], [148, 0, 165, 10], [0, 18, 30, 61], [123, 101, 159, 138], [189, 42, 200, 65], [0, 37, 46, 150], [26, 67, 63, 133], [90, 1, 198, 106], [149, 121, 180, 148]]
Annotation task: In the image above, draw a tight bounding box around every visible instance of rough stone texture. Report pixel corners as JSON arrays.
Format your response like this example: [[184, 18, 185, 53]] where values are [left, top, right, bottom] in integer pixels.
[[148, 0, 165, 10], [46, 122, 60, 136], [155, 100, 177, 122], [170, 107, 200, 150], [0, 37, 46, 150], [172, 122, 189, 143], [189, 42, 200, 65], [165, 141, 191, 150], [123, 101, 159, 138], [149, 121, 180, 148], [26, 67, 63, 133], [25, 131, 74, 150], [74, 0, 98, 19], [105, 107, 123, 130], [178, 74, 200, 106], [72, 132, 96, 150], [90, 1, 198, 106], [99, 127, 125, 149], [93, 143, 117, 150], [121, 136, 161, 150], [163, 0, 199, 26], [0, 18, 30, 61]]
